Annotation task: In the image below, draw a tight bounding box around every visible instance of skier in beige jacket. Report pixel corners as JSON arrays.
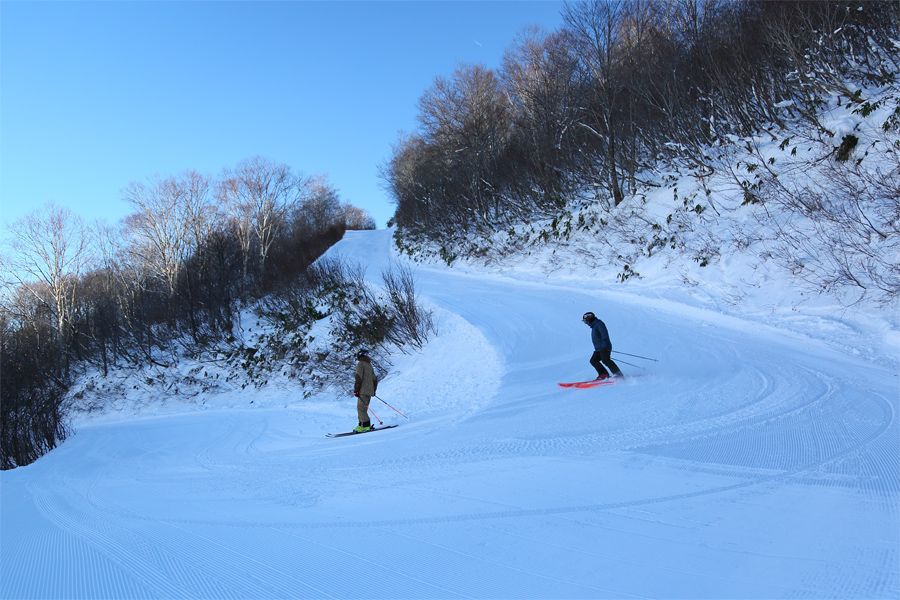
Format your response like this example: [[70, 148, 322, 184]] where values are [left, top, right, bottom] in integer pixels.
[[353, 349, 378, 432]]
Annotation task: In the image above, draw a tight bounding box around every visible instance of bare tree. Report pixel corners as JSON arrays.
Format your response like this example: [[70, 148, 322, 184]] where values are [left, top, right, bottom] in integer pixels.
[[297, 174, 342, 232], [179, 170, 218, 259], [235, 156, 298, 269], [417, 63, 513, 225], [1, 202, 92, 377], [171, 170, 220, 340], [1, 300, 70, 468], [89, 218, 159, 364], [122, 174, 191, 297], [217, 174, 254, 291], [563, 0, 633, 206], [502, 26, 582, 212], [380, 132, 450, 233], [120, 170, 219, 356], [342, 205, 377, 230], [219, 156, 300, 288]]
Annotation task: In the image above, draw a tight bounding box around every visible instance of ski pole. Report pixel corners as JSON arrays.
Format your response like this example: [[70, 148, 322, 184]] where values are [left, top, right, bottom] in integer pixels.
[[374, 394, 409, 420], [615, 358, 644, 370], [367, 405, 383, 425], [612, 351, 658, 362]]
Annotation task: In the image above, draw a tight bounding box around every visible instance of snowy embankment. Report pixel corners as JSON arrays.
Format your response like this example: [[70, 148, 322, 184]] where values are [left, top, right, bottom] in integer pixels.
[[1, 228, 898, 599]]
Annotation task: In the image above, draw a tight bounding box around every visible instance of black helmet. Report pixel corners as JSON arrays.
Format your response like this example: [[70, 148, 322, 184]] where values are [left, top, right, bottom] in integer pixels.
[[356, 348, 369, 359], [582, 312, 595, 322]]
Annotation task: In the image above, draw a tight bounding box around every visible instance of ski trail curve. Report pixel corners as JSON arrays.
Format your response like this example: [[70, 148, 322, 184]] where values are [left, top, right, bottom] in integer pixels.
[[1, 229, 896, 600]]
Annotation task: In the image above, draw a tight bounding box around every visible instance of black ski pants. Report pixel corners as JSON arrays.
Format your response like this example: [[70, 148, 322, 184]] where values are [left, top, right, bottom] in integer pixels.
[[590, 349, 622, 378]]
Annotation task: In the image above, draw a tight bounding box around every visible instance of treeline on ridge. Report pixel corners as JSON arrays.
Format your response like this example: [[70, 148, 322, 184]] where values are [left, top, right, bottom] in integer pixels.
[[383, 0, 898, 235]]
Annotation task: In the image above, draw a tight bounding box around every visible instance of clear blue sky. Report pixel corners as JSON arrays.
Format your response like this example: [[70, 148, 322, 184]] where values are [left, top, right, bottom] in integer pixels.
[[1, 1, 566, 231]]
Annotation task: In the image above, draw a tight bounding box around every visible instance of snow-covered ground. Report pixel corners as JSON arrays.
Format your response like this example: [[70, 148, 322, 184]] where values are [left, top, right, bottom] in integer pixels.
[[2, 228, 898, 599]]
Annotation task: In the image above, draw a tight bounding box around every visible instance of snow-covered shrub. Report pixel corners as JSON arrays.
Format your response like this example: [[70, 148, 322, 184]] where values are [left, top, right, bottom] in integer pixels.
[[256, 256, 435, 395]]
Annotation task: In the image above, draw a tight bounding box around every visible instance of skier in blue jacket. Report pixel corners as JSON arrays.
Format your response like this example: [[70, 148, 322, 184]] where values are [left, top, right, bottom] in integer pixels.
[[582, 312, 623, 379]]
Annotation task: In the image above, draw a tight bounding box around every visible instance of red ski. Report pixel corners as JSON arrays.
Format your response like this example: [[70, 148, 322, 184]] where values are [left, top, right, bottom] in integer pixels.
[[558, 376, 628, 389]]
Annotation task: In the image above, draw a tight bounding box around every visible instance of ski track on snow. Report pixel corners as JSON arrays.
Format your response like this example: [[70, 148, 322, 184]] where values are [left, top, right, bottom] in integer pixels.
[[2, 229, 897, 599]]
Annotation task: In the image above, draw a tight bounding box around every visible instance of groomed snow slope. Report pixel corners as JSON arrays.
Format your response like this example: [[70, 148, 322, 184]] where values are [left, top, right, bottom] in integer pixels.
[[2, 228, 897, 599]]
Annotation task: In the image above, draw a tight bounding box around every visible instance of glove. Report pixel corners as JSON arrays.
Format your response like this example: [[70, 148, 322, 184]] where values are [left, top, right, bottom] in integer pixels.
[[353, 391, 359, 397]]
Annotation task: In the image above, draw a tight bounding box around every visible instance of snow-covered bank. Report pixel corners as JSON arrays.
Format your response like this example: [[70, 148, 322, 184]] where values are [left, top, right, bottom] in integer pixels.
[[2, 228, 897, 599], [426, 244, 900, 375]]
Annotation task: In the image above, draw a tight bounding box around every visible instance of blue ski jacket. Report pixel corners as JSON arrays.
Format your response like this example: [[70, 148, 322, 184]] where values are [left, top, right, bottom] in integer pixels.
[[587, 317, 612, 351]]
